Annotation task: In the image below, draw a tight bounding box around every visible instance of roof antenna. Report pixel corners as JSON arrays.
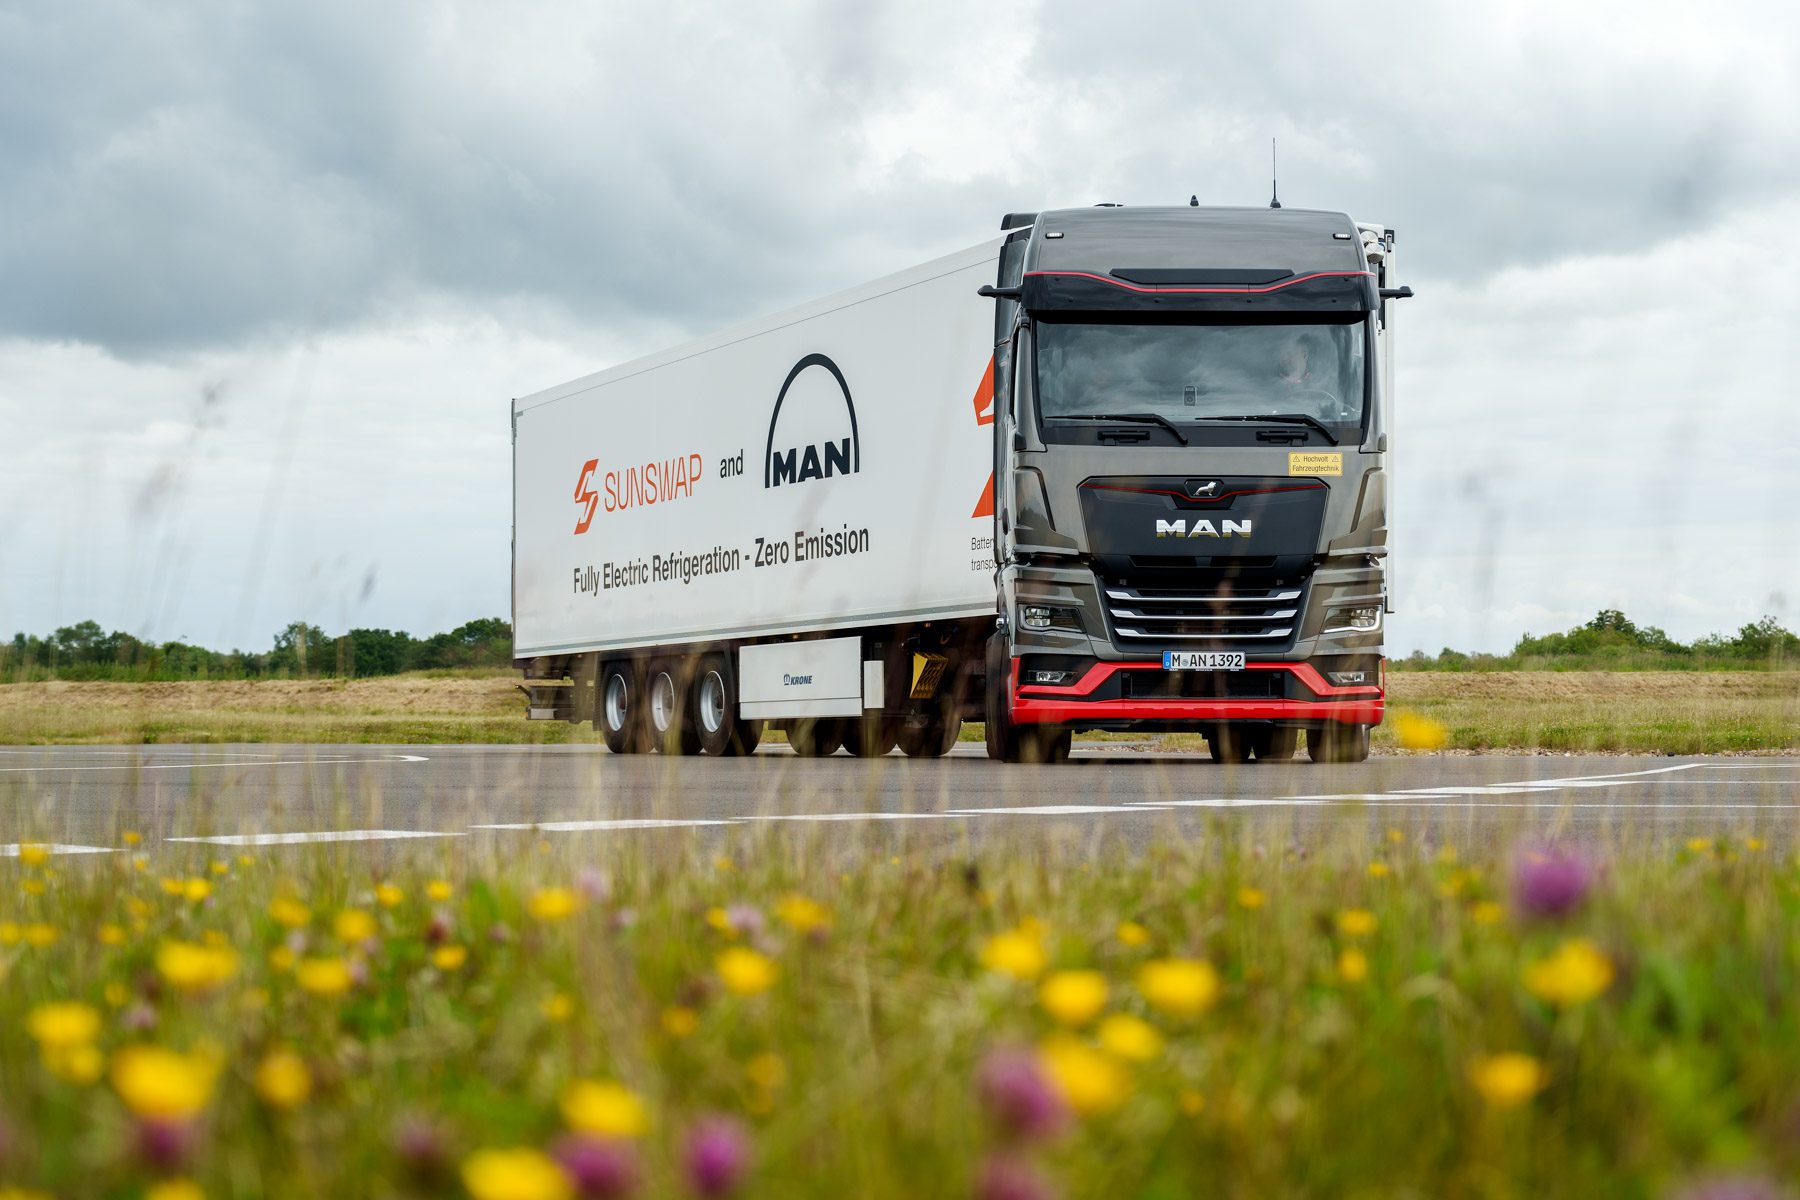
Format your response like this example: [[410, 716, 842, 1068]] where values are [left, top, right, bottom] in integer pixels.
[[1189, 194, 1198, 206], [1269, 138, 1281, 209]]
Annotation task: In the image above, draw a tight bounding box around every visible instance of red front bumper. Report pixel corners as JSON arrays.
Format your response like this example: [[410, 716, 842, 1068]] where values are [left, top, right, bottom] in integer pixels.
[[1009, 660, 1384, 727]]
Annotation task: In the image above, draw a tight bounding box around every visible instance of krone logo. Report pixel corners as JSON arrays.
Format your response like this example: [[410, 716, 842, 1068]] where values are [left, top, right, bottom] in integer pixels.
[[764, 354, 860, 488]]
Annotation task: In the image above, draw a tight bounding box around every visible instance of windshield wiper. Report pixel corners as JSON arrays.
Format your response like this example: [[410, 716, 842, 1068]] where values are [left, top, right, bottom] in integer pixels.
[[1201, 414, 1339, 445], [1054, 413, 1188, 445]]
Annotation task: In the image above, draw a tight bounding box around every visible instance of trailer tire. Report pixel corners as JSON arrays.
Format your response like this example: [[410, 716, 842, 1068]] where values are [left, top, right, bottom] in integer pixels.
[[600, 662, 649, 755], [1207, 724, 1253, 764], [847, 715, 900, 757], [1307, 723, 1371, 764], [648, 660, 702, 756], [790, 718, 846, 757], [900, 705, 959, 757], [694, 653, 759, 757]]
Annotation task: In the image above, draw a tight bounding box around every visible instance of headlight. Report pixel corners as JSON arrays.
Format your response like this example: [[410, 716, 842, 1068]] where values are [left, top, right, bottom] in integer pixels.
[[1020, 605, 1082, 632], [1024, 669, 1078, 686], [1327, 670, 1367, 685], [1323, 606, 1382, 634]]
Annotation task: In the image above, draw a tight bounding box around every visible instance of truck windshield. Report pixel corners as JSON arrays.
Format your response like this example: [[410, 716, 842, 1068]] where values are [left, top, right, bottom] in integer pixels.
[[1036, 318, 1366, 427]]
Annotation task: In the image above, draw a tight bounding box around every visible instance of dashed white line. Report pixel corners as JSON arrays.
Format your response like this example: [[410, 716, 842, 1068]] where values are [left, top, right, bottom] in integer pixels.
[[2, 843, 117, 856], [169, 830, 460, 846], [472, 819, 738, 831], [948, 805, 1170, 816], [0, 753, 429, 773]]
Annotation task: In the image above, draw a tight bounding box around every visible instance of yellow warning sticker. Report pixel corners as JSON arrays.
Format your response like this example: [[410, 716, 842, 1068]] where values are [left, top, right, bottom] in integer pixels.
[[1289, 451, 1342, 476]]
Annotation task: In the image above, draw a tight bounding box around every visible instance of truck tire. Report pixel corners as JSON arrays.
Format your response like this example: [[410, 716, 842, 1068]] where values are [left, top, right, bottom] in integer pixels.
[[984, 630, 1024, 762], [648, 660, 702, 756], [900, 704, 959, 757], [1249, 727, 1299, 762], [1207, 724, 1253, 764], [1307, 723, 1371, 764], [790, 718, 846, 757], [600, 662, 649, 755], [847, 715, 900, 757], [693, 653, 760, 757]]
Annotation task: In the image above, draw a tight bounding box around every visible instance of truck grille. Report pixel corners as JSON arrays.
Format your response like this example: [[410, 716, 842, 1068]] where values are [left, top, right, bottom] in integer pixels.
[[1103, 583, 1302, 648]]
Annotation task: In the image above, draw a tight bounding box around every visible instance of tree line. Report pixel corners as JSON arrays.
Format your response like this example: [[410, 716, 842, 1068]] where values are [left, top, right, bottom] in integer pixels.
[[1401, 610, 1800, 671], [1, 618, 513, 681]]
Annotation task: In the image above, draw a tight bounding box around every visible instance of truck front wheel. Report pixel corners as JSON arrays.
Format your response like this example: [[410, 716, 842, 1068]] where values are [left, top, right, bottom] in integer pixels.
[[899, 704, 959, 757], [600, 663, 649, 755], [1307, 723, 1371, 764]]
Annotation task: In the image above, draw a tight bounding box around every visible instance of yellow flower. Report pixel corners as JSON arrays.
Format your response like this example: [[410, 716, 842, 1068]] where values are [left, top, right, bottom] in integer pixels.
[[240, 988, 270, 1012], [1097, 1013, 1164, 1061], [209, 861, 228, 876], [376, 884, 404, 909], [105, 982, 131, 1007], [161, 877, 185, 895], [1522, 939, 1613, 1008], [462, 1148, 573, 1200], [0, 922, 19, 944], [704, 907, 734, 936], [295, 957, 354, 997], [541, 993, 575, 1022], [126, 897, 152, 919], [45, 1042, 105, 1085], [560, 1080, 649, 1137], [1470, 901, 1505, 925], [1038, 1034, 1130, 1116], [18, 843, 49, 866], [1747, 838, 1766, 852], [1136, 959, 1220, 1018], [156, 941, 239, 994], [661, 1006, 699, 1038], [1039, 970, 1109, 1027], [979, 928, 1046, 981], [202, 930, 229, 948], [713, 855, 734, 872], [1394, 711, 1449, 750], [427, 879, 453, 902], [1336, 909, 1378, 938], [717, 947, 779, 996], [253, 1050, 312, 1109], [268, 898, 311, 929], [432, 944, 468, 971], [28, 1002, 101, 1049], [22, 880, 46, 896], [269, 946, 296, 973], [334, 908, 378, 942], [1116, 920, 1151, 946], [182, 878, 211, 902], [145, 1181, 206, 1200], [748, 1052, 787, 1092], [110, 1045, 216, 1118], [774, 894, 832, 934], [1337, 947, 1369, 984], [1179, 1088, 1206, 1116], [99, 924, 127, 946], [238, 856, 255, 868], [1368, 862, 1391, 878], [527, 888, 580, 922], [23, 923, 57, 948], [1468, 1053, 1547, 1109], [123, 831, 142, 845], [1235, 887, 1266, 910], [1686, 837, 1713, 855], [1386, 828, 1406, 843]]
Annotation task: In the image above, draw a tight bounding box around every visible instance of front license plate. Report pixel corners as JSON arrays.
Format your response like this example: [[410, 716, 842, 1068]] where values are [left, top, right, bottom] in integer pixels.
[[1163, 651, 1246, 671]]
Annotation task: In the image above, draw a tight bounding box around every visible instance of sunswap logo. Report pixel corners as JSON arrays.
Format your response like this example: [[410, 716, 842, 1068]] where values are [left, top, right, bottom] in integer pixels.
[[574, 452, 704, 534], [764, 354, 860, 488]]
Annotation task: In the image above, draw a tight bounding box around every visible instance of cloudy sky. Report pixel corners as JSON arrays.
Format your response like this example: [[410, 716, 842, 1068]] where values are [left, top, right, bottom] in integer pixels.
[[4, 0, 1797, 655]]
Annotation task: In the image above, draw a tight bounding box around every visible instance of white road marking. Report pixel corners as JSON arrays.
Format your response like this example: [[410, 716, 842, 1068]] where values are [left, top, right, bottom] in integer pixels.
[[947, 805, 1170, 816], [2, 843, 117, 856], [0, 754, 430, 774], [1288, 760, 1800, 804], [1130, 798, 1328, 808], [170, 830, 460, 846], [756, 812, 949, 822], [473, 819, 738, 831]]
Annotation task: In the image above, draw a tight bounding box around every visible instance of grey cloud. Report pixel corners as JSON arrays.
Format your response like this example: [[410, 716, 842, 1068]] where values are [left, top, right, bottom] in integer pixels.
[[1, 1, 1795, 357]]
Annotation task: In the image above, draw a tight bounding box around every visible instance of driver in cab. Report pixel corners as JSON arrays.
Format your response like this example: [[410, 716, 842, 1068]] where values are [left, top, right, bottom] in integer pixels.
[[1277, 339, 1312, 391]]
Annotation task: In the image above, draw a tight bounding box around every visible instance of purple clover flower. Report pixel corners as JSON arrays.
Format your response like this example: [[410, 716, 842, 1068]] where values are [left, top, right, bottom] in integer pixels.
[[553, 1134, 640, 1198], [682, 1115, 751, 1196], [1510, 846, 1595, 918], [976, 1047, 1068, 1143]]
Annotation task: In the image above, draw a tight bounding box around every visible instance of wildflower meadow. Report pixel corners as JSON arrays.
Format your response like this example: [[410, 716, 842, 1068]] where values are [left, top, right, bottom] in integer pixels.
[[2, 816, 1797, 1199]]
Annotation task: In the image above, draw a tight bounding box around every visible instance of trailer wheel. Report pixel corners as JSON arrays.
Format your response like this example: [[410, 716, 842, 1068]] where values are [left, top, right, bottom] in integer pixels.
[[600, 663, 648, 755], [899, 704, 959, 758], [1307, 723, 1371, 764], [790, 718, 846, 757], [847, 715, 900, 757], [648, 661, 702, 756], [694, 653, 760, 757], [1207, 724, 1253, 764]]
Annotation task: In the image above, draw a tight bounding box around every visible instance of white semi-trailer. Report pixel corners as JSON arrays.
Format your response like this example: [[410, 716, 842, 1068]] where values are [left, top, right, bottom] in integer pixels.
[[513, 203, 1408, 762]]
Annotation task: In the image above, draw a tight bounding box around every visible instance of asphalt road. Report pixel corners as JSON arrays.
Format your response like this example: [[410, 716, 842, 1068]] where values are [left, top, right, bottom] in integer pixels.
[[4, 743, 1798, 861]]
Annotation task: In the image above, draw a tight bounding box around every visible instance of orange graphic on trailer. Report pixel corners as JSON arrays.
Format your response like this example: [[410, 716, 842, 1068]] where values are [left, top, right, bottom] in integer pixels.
[[971, 356, 995, 518]]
